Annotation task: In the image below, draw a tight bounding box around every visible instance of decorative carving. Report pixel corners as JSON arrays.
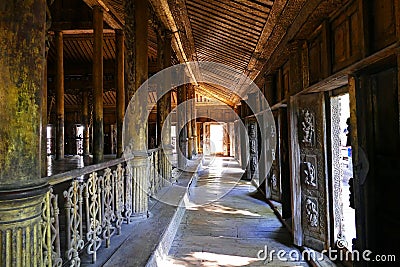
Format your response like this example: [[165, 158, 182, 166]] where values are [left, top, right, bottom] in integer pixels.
[[305, 198, 319, 227], [102, 168, 116, 248], [114, 164, 125, 234], [330, 96, 344, 237], [303, 161, 316, 187], [250, 156, 257, 171], [271, 173, 278, 190], [46, 188, 62, 267], [124, 164, 133, 222], [250, 139, 257, 154], [249, 123, 256, 138], [85, 172, 102, 263], [301, 109, 314, 145], [64, 180, 85, 266]]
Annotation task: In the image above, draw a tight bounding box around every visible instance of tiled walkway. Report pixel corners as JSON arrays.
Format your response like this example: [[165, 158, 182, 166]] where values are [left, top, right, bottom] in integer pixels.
[[165, 156, 309, 266]]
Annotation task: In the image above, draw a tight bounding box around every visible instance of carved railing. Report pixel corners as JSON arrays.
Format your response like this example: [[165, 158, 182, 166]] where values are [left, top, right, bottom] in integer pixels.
[[41, 148, 167, 266]]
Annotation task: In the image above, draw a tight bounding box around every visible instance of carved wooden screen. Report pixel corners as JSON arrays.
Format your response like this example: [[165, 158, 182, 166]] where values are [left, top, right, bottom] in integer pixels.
[[268, 110, 281, 201], [329, 95, 344, 246], [247, 118, 259, 181], [290, 93, 330, 250]]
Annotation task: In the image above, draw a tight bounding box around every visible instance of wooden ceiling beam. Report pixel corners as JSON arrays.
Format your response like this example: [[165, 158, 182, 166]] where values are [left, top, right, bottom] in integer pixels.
[[81, 0, 123, 29], [188, 13, 260, 41], [196, 46, 252, 62], [231, 0, 274, 12], [191, 24, 257, 49], [149, 0, 199, 84], [193, 33, 255, 53], [57, 29, 115, 35], [194, 0, 266, 26], [213, 0, 270, 21], [190, 21, 258, 46], [196, 85, 234, 107], [186, 1, 264, 30], [197, 51, 251, 67]]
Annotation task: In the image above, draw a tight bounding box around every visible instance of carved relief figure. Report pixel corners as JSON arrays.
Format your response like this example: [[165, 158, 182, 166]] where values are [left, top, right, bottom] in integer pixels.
[[305, 198, 318, 227], [250, 156, 257, 171], [249, 123, 256, 138], [271, 173, 278, 190], [250, 139, 257, 154], [301, 109, 314, 145], [303, 161, 316, 187]]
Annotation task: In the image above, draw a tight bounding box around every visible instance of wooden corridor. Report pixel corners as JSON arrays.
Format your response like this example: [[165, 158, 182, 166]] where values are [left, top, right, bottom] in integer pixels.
[[164, 157, 309, 267]]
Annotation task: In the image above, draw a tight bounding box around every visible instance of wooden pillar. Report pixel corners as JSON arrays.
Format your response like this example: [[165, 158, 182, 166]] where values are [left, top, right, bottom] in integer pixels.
[[55, 31, 64, 160], [41, 60, 48, 176], [187, 84, 193, 159], [116, 30, 125, 158], [93, 5, 104, 163], [0, 0, 49, 264], [239, 100, 248, 170], [156, 33, 164, 147], [177, 83, 188, 169], [160, 32, 173, 181], [82, 91, 90, 155], [192, 86, 198, 155], [124, 0, 149, 216]]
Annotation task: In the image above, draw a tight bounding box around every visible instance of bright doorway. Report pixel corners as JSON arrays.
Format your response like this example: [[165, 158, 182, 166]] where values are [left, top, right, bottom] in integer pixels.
[[330, 93, 356, 250], [210, 124, 224, 155]]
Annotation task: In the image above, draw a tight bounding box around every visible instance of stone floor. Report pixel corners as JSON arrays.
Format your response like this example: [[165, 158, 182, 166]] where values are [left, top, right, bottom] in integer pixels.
[[164, 156, 309, 267]]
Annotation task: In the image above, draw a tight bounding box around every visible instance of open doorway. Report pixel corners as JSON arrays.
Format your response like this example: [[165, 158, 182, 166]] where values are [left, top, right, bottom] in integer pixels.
[[210, 124, 224, 155], [330, 93, 356, 250], [75, 124, 84, 155]]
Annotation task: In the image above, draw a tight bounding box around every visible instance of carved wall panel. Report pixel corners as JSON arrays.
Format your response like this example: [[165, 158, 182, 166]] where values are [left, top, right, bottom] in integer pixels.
[[247, 120, 259, 180], [300, 109, 315, 146], [305, 197, 319, 227], [291, 92, 329, 251], [301, 154, 318, 188]]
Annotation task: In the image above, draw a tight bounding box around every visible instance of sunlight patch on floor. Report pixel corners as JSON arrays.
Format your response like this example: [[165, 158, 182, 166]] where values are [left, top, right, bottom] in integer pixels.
[[202, 204, 261, 217], [164, 252, 260, 266]]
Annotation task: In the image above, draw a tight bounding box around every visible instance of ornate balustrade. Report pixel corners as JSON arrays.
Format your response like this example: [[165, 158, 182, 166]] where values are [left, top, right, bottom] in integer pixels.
[[41, 148, 169, 266]]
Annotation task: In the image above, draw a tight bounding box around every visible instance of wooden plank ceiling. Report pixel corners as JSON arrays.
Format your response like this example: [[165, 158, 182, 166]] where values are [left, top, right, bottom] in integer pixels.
[[186, 0, 273, 71], [50, 0, 337, 107]]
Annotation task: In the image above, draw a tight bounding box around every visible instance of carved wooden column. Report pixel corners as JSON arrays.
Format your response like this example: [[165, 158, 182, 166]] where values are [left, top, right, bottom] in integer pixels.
[[124, 0, 149, 216], [93, 5, 104, 163], [187, 84, 193, 159], [0, 0, 49, 264], [239, 100, 248, 171], [82, 91, 90, 156], [177, 84, 188, 169], [116, 30, 125, 158], [191, 86, 198, 156], [42, 59, 48, 176], [157, 31, 173, 182], [55, 31, 64, 160]]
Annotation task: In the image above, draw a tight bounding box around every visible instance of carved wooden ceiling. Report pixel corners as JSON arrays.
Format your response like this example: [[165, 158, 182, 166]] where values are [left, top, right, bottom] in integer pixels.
[[48, 0, 343, 107]]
